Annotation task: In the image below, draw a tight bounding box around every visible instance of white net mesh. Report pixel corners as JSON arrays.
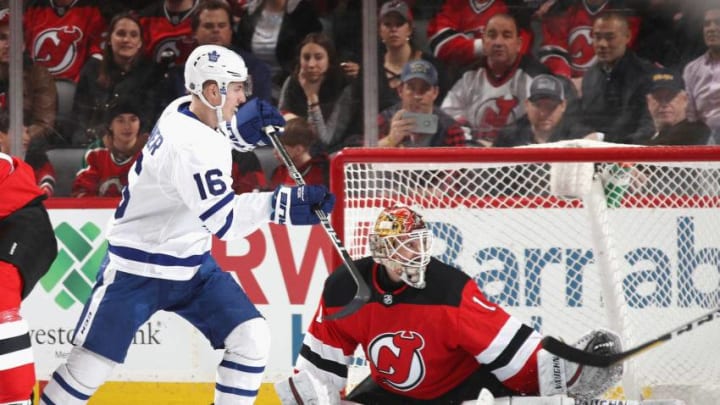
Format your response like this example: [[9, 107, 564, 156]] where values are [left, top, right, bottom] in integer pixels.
[[331, 144, 720, 403]]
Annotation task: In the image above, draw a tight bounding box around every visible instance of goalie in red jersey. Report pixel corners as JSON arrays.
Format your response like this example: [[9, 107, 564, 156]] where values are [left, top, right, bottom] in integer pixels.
[[0, 152, 57, 404], [276, 205, 624, 404]]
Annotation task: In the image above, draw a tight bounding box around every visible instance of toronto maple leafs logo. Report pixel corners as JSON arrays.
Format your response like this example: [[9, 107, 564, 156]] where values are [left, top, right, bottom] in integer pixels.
[[208, 50, 220, 62]]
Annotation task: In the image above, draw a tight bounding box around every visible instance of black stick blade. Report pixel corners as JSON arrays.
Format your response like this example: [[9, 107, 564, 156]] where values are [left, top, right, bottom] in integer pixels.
[[541, 336, 616, 367]]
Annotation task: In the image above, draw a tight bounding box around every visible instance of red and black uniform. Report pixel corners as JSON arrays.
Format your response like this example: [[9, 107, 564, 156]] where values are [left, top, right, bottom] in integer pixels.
[[269, 154, 328, 188], [231, 150, 267, 194], [23, 0, 106, 82], [295, 257, 543, 404], [138, 0, 198, 66], [0, 153, 57, 402], [539, 0, 641, 78], [427, 0, 533, 69], [72, 148, 139, 197]]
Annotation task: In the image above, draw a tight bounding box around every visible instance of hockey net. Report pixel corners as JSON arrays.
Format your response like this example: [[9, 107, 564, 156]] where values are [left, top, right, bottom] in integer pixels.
[[329, 142, 720, 404]]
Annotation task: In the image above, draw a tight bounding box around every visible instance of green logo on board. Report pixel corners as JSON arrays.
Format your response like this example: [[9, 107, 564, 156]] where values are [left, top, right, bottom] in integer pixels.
[[40, 222, 107, 309]]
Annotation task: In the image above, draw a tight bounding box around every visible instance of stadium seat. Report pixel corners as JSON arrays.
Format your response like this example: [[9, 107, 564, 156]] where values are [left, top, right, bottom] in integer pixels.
[[46, 147, 85, 197]]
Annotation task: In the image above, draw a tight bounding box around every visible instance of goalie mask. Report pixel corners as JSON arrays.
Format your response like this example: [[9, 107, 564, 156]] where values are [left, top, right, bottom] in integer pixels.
[[369, 206, 433, 289]]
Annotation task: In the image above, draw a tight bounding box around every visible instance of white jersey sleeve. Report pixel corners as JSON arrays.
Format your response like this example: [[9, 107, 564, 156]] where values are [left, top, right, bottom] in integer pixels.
[[106, 96, 273, 280]]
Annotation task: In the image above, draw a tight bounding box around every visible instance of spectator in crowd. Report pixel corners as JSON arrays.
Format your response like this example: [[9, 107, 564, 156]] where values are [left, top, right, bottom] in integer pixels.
[[269, 117, 328, 188], [0, 109, 55, 196], [538, 0, 640, 95], [376, 0, 449, 111], [234, 0, 323, 102], [683, 4, 720, 144], [574, 11, 655, 144], [441, 13, 576, 146], [230, 149, 267, 194], [379, 59, 465, 147], [71, 101, 145, 198], [138, 0, 198, 67], [72, 12, 160, 146], [633, 0, 706, 73], [278, 32, 362, 155], [23, 0, 106, 83], [0, 9, 57, 144], [192, 0, 272, 102], [493, 74, 582, 147], [644, 68, 711, 146], [427, 0, 534, 82]]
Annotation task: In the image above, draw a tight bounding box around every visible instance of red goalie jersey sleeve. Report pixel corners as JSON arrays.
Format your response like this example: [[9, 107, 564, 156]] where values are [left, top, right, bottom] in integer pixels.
[[295, 257, 542, 400], [427, 0, 533, 68], [24, 0, 106, 82]]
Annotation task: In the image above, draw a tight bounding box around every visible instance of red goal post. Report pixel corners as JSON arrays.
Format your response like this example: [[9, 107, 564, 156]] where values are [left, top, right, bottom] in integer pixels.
[[329, 143, 720, 403]]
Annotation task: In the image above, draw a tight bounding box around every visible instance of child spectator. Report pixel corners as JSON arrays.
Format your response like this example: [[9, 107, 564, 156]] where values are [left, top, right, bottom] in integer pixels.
[[278, 32, 362, 155], [23, 0, 106, 83], [0, 109, 55, 196], [230, 150, 268, 194], [71, 101, 145, 197], [269, 117, 328, 188], [72, 12, 160, 146]]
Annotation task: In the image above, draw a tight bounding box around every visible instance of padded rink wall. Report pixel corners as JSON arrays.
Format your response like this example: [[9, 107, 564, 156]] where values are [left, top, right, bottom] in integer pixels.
[[26, 198, 333, 404]]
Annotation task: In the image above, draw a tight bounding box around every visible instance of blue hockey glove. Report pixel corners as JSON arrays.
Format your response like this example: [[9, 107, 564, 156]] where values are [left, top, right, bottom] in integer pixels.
[[226, 98, 285, 151], [271, 185, 335, 225]]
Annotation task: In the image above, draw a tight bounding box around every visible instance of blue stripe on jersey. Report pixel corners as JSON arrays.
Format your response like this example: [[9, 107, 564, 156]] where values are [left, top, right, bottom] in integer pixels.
[[216, 209, 234, 239], [52, 371, 91, 400], [200, 192, 234, 221], [108, 245, 206, 267], [215, 383, 258, 397], [219, 359, 266, 373]]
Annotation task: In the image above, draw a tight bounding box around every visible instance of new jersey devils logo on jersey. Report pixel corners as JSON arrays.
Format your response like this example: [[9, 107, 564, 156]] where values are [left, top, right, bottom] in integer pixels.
[[475, 96, 519, 140], [568, 27, 595, 72], [368, 331, 426, 391], [32, 26, 83, 75]]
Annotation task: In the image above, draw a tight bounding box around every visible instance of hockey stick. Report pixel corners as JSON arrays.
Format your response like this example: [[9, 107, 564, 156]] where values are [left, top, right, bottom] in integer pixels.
[[541, 307, 720, 367], [264, 126, 371, 320]]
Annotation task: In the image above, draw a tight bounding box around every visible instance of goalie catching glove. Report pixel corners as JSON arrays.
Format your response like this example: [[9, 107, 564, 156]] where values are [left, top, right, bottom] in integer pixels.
[[538, 329, 624, 401], [271, 185, 335, 225], [223, 98, 285, 151]]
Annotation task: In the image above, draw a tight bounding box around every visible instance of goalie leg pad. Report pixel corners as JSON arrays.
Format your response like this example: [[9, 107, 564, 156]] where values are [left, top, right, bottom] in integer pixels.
[[39, 347, 116, 405], [215, 318, 270, 405], [275, 370, 341, 405]]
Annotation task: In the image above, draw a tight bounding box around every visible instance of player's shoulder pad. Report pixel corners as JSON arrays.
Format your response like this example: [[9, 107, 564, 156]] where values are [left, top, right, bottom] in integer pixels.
[[322, 256, 375, 308], [421, 258, 472, 306]]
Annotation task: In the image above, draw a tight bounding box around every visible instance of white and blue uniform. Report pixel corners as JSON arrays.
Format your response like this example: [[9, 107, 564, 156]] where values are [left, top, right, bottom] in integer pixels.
[[41, 96, 274, 405]]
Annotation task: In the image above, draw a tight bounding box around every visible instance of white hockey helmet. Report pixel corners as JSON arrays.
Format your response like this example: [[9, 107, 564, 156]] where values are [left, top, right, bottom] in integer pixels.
[[369, 205, 433, 289], [184, 44, 248, 109]]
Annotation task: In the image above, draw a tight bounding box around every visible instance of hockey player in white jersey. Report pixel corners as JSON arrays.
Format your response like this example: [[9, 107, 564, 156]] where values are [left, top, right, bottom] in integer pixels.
[[40, 45, 335, 405]]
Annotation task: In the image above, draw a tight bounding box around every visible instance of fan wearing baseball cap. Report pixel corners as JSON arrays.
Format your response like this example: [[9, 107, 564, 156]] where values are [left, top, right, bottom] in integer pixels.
[[377, 0, 449, 111], [644, 68, 710, 145], [494, 74, 581, 146], [378, 60, 466, 147]]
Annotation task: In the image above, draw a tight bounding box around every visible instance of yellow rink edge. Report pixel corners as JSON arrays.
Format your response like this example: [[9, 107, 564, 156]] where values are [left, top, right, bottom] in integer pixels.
[[36, 382, 281, 405]]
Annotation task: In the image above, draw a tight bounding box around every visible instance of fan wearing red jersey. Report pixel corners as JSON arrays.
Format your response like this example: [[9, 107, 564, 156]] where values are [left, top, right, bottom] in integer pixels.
[[276, 206, 624, 404], [0, 152, 57, 405]]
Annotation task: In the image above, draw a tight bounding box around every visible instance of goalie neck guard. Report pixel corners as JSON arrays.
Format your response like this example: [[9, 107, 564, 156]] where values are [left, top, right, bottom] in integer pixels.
[[369, 206, 433, 289]]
